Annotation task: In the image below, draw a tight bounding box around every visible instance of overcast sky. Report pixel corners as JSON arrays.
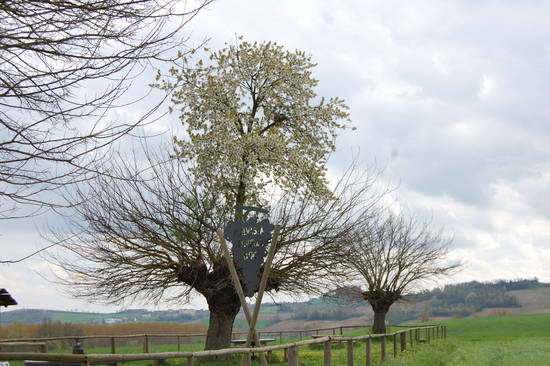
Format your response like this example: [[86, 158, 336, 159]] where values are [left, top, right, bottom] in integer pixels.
[[1, 0, 550, 313]]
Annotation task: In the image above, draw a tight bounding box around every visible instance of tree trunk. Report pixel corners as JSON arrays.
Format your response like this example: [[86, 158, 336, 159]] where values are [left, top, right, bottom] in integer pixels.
[[362, 290, 401, 335], [204, 289, 241, 350], [372, 308, 388, 334], [204, 307, 239, 350]]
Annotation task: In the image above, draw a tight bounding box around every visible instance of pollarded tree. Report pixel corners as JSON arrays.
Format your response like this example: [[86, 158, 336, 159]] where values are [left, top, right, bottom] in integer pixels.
[[49, 39, 365, 350], [347, 211, 461, 334], [153, 38, 351, 218], [47, 151, 382, 350]]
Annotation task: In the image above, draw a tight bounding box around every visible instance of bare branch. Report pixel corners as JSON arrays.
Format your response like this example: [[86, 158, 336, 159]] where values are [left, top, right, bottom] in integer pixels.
[[0, 0, 213, 217], [44, 147, 387, 349]]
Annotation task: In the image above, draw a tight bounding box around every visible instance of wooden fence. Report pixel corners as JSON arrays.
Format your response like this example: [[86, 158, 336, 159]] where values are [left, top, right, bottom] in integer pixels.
[[0, 324, 446, 366], [0, 324, 375, 352]]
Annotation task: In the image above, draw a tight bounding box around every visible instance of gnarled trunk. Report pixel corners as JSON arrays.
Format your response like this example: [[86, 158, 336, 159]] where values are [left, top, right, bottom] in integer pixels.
[[362, 289, 401, 334], [204, 287, 241, 350]]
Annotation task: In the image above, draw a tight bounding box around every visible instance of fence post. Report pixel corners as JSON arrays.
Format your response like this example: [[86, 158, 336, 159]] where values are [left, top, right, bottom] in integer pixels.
[[186, 356, 193, 366], [323, 340, 331, 366], [340, 327, 343, 335], [400, 331, 406, 351], [284, 347, 288, 362], [426, 328, 430, 343], [409, 329, 413, 348], [280, 332, 283, 344], [143, 335, 149, 353], [392, 334, 397, 358], [347, 340, 354, 366], [381, 336, 386, 362], [110, 337, 116, 354], [332, 327, 336, 335], [365, 337, 372, 366], [287, 345, 298, 366], [242, 352, 252, 366], [177, 336, 180, 352]]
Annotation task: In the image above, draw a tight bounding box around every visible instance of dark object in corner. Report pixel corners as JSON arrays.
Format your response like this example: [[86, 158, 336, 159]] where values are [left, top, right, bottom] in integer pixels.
[[0, 288, 17, 307]]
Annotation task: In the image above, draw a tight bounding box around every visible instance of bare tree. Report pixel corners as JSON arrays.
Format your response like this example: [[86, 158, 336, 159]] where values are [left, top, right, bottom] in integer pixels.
[[347, 211, 461, 334], [0, 0, 212, 218], [45, 151, 384, 350]]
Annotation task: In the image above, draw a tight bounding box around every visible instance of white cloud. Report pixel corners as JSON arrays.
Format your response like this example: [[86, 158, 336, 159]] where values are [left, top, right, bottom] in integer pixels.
[[477, 74, 498, 100], [431, 52, 452, 75], [366, 81, 422, 105], [446, 120, 482, 141]]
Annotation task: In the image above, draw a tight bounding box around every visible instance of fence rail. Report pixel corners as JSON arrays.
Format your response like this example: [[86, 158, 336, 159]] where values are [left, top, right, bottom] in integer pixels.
[[0, 324, 447, 366], [0, 323, 409, 344]]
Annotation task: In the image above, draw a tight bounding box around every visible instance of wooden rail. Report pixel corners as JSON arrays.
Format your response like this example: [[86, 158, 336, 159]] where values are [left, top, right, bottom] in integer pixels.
[[0, 325, 447, 366], [0, 324, 374, 353], [0, 323, 394, 342]]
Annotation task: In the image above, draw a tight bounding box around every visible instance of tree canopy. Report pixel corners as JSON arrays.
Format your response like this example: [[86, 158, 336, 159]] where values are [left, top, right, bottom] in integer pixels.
[[153, 38, 351, 212]]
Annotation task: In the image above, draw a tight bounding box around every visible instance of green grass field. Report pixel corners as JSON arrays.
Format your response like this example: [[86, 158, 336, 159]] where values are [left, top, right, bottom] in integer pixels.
[[4, 313, 550, 365], [383, 314, 550, 366]]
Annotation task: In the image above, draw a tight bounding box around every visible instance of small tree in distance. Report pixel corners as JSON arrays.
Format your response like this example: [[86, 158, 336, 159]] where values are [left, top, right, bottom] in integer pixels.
[[347, 211, 461, 334]]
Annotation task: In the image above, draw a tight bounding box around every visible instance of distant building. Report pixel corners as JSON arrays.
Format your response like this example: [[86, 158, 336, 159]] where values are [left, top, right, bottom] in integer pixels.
[[103, 318, 123, 324]]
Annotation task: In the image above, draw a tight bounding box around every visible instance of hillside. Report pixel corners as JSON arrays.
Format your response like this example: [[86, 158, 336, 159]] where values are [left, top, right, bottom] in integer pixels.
[[258, 278, 550, 331], [2, 278, 549, 329]]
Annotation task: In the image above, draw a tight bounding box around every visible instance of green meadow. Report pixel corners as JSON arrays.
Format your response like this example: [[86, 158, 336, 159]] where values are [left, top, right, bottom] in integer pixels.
[[383, 314, 550, 366], [5, 313, 550, 365]]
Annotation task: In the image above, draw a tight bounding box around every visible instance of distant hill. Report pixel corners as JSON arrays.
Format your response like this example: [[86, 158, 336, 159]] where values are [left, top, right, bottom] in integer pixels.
[[3, 278, 549, 329], [405, 278, 548, 318], [0, 308, 209, 325], [257, 278, 550, 331]]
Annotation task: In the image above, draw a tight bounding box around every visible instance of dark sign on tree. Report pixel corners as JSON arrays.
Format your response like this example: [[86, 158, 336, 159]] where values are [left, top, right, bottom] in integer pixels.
[[224, 206, 275, 297]]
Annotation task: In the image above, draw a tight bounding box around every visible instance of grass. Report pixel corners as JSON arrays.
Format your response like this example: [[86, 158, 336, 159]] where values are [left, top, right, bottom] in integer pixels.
[[5, 313, 550, 365], [383, 314, 550, 366], [436, 313, 550, 341]]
